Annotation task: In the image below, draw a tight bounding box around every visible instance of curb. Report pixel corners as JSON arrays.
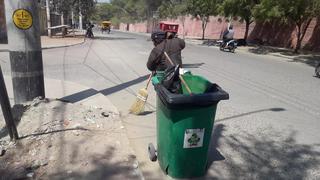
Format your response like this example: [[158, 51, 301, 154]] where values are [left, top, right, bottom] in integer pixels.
[[0, 49, 8, 52], [41, 37, 87, 50]]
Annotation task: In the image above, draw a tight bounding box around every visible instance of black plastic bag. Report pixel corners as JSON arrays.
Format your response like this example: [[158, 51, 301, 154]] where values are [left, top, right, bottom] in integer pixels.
[[161, 65, 181, 94]]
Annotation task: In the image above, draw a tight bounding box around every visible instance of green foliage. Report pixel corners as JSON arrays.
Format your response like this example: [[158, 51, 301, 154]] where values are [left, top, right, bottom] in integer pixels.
[[50, 0, 96, 19], [108, 0, 164, 23], [221, 0, 259, 23], [221, 0, 260, 40], [187, 0, 221, 39], [95, 3, 115, 21], [254, 0, 319, 25], [158, 0, 188, 19], [254, 0, 320, 52], [187, 0, 221, 20]]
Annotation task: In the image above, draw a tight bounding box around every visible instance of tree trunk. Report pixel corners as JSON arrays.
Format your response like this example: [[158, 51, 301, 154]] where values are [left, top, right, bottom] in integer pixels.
[[294, 19, 312, 53], [294, 25, 302, 53], [202, 25, 205, 40], [180, 16, 186, 39], [244, 20, 251, 42], [201, 17, 208, 40]]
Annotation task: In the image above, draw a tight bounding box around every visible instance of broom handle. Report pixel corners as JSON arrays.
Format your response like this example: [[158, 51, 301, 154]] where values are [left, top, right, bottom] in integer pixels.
[[179, 75, 192, 95], [164, 52, 175, 66], [145, 73, 153, 89], [163, 52, 193, 95]]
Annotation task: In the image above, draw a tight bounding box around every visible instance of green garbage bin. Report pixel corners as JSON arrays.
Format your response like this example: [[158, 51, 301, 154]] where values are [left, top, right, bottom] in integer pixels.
[[150, 73, 229, 179]]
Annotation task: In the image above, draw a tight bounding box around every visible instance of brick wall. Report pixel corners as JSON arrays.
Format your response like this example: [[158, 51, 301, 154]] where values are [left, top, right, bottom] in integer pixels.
[[119, 16, 320, 52]]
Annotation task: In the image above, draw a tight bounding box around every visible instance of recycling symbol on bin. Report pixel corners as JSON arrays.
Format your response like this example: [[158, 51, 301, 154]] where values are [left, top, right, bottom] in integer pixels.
[[188, 133, 200, 146]]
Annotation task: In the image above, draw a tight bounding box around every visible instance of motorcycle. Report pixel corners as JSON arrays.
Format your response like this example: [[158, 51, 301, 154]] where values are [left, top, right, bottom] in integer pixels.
[[220, 39, 237, 53], [315, 61, 320, 78]]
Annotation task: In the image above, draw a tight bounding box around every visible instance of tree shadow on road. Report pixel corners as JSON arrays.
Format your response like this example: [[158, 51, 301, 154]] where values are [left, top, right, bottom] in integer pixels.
[[290, 55, 320, 67], [220, 130, 320, 180], [248, 46, 293, 55], [248, 46, 320, 68], [207, 124, 226, 168], [216, 107, 286, 123]]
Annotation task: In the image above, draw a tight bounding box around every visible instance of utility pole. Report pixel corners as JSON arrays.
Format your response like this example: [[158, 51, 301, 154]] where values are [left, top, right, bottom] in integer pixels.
[[0, 66, 19, 140], [45, 0, 51, 37], [4, 0, 45, 104]]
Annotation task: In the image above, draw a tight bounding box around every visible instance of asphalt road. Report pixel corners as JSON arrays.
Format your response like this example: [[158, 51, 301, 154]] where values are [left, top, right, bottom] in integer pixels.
[[1, 30, 319, 179]]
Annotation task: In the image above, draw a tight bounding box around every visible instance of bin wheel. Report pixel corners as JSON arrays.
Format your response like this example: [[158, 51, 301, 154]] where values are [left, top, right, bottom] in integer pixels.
[[148, 143, 157, 162]]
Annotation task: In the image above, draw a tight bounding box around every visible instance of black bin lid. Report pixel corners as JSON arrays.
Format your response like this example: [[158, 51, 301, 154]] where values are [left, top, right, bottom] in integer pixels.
[[155, 83, 229, 109]]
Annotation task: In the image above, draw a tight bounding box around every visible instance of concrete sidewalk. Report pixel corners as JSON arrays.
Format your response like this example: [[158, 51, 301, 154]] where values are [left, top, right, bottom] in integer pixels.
[[1, 75, 144, 179], [0, 35, 85, 52]]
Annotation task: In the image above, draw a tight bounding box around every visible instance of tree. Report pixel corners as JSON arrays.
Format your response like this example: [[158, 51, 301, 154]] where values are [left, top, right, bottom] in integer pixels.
[[187, 0, 221, 40], [221, 0, 260, 41], [50, 0, 96, 20], [254, 0, 320, 53], [95, 3, 115, 21], [158, 0, 188, 38], [110, 0, 149, 23]]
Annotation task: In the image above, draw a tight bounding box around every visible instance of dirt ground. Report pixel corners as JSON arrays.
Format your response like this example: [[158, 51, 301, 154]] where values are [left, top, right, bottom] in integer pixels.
[[0, 98, 143, 180]]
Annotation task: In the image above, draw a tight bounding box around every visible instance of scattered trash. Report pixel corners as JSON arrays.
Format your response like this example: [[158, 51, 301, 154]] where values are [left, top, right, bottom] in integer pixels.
[[67, 170, 73, 174], [101, 112, 109, 117], [29, 149, 37, 156], [26, 172, 35, 178], [133, 162, 139, 169], [63, 120, 70, 127], [73, 131, 80, 136], [85, 117, 95, 124], [72, 123, 83, 129], [30, 159, 48, 170], [120, 126, 125, 129], [0, 146, 5, 156]]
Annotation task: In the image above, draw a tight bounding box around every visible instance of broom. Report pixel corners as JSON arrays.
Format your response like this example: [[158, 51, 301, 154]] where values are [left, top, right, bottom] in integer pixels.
[[129, 74, 153, 115]]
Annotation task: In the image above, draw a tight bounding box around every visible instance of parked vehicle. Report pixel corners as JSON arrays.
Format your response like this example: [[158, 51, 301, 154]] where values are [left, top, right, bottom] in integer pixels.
[[220, 39, 237, 53], [101, 21, 111, 34]]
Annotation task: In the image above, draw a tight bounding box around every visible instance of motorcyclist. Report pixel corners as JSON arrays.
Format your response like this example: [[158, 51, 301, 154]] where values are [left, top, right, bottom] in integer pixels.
[[222, 24, 234, 47], [147, 31, 185, 71]]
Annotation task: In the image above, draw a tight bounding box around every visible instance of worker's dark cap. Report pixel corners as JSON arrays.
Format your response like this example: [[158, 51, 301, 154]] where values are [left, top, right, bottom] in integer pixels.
[[151, 31, 166, 41]]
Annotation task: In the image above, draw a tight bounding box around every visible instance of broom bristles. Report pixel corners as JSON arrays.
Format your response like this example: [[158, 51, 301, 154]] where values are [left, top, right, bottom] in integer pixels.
[[130, 88, 148, 115]]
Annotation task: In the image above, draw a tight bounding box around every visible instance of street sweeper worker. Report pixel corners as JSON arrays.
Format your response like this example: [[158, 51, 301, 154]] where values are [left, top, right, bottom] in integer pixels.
[[147, 31, 185, 71]]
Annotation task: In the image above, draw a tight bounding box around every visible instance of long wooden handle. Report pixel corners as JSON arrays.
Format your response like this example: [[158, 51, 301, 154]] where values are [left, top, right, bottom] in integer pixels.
[[179, 75, 193, 95], [163, 52, 193, 95], [145, 73, 153, 89], [164, 52, 175, 65]]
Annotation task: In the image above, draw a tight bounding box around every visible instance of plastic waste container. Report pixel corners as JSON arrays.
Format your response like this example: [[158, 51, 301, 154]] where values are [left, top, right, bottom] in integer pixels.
[[149, 73, 229, 178]]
